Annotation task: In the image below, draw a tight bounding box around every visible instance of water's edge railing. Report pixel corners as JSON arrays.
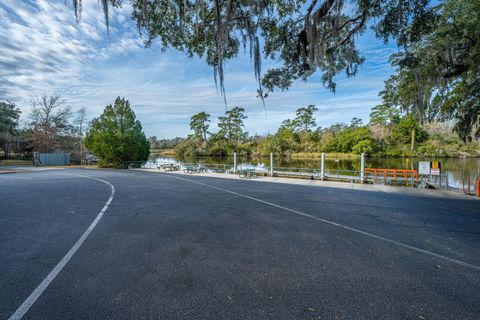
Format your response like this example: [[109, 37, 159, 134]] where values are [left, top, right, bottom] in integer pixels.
[[123, 158, 467, 193]]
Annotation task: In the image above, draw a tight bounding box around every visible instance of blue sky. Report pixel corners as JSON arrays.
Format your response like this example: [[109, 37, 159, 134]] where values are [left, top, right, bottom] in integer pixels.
[[0, 0, 398, 138]]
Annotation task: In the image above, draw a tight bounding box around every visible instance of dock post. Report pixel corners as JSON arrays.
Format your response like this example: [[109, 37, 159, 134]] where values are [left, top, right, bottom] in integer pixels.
[[270, 153, 274, 177], [320, 153, 325, 180], [360, 153, 365, 183], [476, 179, 480, 197], [233, 152, 237, 174]]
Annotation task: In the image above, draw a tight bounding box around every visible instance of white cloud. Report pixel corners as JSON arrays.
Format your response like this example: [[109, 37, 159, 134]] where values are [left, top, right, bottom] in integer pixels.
[[0, 0, 139, 103]]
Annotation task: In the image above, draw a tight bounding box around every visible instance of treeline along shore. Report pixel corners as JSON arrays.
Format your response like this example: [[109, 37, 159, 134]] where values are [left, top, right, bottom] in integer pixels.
[[149, 105, 480, 159]]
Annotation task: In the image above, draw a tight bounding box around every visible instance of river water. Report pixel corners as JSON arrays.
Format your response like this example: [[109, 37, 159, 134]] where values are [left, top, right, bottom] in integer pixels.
[[149, 153, 480, 189]]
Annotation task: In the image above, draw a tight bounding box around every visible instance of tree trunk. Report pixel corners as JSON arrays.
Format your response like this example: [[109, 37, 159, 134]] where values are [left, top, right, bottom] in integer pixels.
[[80, 137, 83, 165], [410, 128, 415, 152]]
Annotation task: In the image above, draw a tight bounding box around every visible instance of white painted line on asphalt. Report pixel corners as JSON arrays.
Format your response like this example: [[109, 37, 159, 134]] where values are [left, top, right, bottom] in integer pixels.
[[8, 175, 115, 320], [167, 174, 480, 272]]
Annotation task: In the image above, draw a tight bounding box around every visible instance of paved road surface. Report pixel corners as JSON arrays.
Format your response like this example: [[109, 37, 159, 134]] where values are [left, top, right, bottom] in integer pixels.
[[1, 169, 479, 319]]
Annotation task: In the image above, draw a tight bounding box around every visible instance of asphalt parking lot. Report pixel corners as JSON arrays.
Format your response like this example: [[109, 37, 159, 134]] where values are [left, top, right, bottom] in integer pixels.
[[1, 169, 479, 319]]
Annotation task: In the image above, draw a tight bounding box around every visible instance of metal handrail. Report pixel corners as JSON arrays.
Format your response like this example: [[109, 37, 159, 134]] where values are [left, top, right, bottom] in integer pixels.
[[124, 160, 461, 189]]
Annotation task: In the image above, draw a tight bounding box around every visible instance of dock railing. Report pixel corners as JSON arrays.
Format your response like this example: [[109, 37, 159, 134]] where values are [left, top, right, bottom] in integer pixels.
[[365, 168, 419, 187], [417, 174, 449, 190], [324, 169, 362, 181], [125, 159, 472, 192], [460, 176, 480, 196]]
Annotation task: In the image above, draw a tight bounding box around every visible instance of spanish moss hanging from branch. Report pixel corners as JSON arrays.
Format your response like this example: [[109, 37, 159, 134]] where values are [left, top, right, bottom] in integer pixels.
[[68, 0, 435, 105]]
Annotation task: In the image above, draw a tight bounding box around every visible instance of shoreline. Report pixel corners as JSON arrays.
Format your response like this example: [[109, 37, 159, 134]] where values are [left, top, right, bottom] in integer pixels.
[[150, 150, 480, 160]]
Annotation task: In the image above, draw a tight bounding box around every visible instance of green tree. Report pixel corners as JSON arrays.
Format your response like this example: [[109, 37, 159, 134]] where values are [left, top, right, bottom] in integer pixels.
[[294, 105, 318, 132], [389, 114, 427, 145], [375, 0, 480, 140], [0, 101, 20, 133], [369, 103, 400, 125], [85, 97, 150, 167], [275, 119, 301, 153], [174, 137, 198, 157], [350, 117, 363, 128], [0, 101, 21, 157], [336, 127, 374, 154], [190, 112, 210, 142], [218, 107, 247, 144], [279, 119, 297, 132]]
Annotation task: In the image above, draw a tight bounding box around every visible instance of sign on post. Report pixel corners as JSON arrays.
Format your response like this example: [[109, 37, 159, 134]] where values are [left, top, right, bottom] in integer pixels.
[[418, 161, 441, 176], [418, 161, 430, 175], [430, 161, 441, 176]]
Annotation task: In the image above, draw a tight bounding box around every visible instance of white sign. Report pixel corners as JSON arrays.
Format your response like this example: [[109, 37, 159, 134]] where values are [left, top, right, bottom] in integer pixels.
[[418, 161, 430, 175]]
